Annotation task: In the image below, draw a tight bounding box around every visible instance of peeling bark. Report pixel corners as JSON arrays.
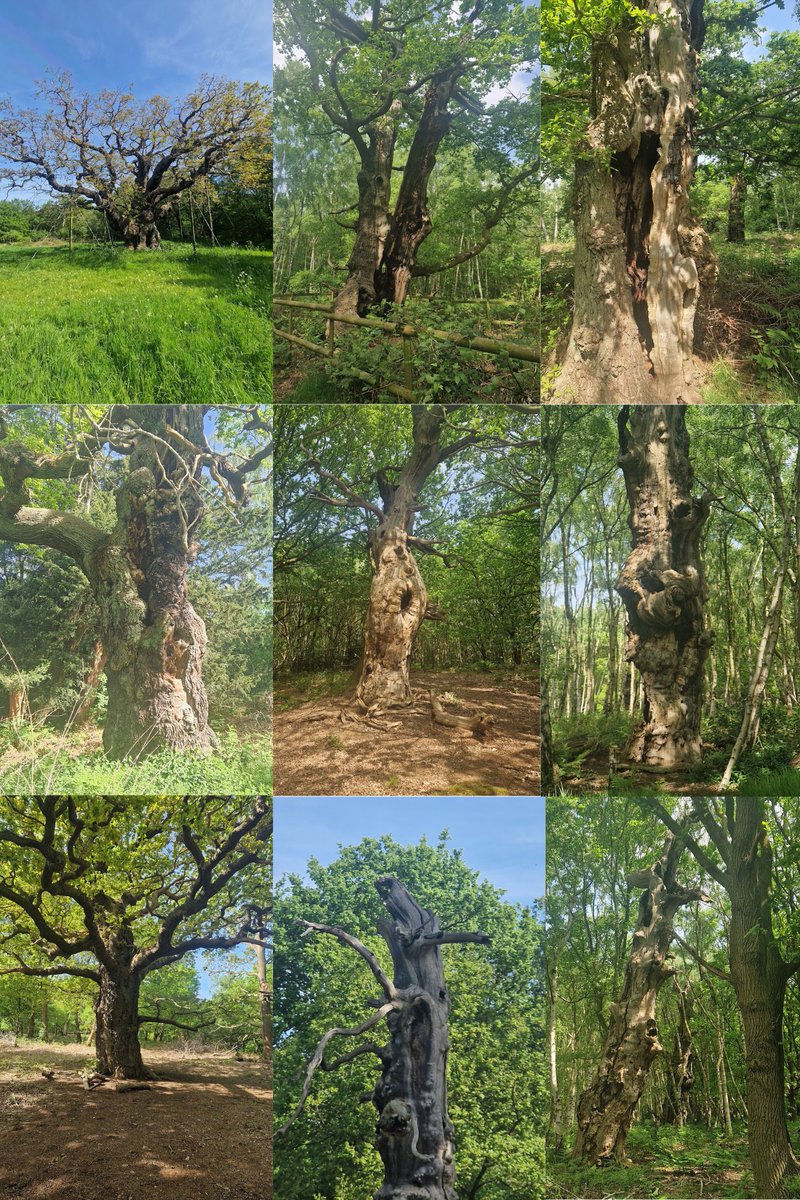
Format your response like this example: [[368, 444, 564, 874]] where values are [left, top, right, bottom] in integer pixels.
[[550, 0, 717, 404], [572, 834, 707, 1165], [616, 406, 712, 771]]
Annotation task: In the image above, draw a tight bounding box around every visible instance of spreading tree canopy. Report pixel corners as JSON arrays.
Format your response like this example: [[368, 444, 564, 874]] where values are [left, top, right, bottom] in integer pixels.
[[0, 74, 270, 249], [0, 795, 272, 1079]]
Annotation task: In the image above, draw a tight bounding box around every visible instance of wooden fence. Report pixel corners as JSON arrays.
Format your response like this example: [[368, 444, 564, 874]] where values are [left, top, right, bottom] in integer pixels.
[[274, 296, 538, 401]]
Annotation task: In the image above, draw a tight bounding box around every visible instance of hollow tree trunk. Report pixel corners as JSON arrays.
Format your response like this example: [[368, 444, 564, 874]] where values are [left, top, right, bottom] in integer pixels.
[[371, 877, 487, 1200], [354, 406, 452, 708], [727, 802, 800, 1198], [90, 407, 215, 759], [376, 72, 458, 307], [727, 174, 747, 243], [122, 216, 162, 251], [94, 927, 147, 1079], [572, 834, 706, 1165], [615, 406, 712, 771], [550, 0, 717, 404]]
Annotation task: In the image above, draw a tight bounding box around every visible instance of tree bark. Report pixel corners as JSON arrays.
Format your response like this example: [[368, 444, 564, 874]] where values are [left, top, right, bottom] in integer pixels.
[[550, 0, 717, 404], [334, 114, 397, 318], [93, 408, 215, 759], [256, 943, 272, 1057], [572, 834, 706, 1165], [288, 877, 490, 1200], [353, 406, 461, 708], [727, 174, 747, 243], [616, 406, 712, 770], [94, 927, 147, 1079], [725, 802, 800, 1197]]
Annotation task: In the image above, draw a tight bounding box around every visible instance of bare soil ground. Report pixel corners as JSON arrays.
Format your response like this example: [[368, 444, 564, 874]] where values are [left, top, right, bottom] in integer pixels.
[[274, 669, 540, 796], [0, 1042, 271, 1200]]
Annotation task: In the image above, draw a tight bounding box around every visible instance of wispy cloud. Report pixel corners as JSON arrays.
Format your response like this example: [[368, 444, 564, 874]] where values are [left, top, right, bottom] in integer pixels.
[[117, 0, 270, 83]]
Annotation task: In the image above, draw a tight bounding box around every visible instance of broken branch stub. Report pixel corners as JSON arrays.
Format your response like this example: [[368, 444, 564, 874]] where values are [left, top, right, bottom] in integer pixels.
[[283, 875, 490, 1200]]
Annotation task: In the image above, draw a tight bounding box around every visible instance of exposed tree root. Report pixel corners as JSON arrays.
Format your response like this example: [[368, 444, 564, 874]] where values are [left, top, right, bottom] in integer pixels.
[[301, 688, 495, 739]]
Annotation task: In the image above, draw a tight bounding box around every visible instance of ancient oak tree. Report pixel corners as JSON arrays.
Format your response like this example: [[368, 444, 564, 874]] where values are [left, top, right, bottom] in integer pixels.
[[0, 796, 272, 1079], [277, 0, 536, 316], [0, 74, 269, 249], [547, 0, 716, 403], [0, 406, 271, 758], [281, 875, 490, 1200], [573, 831, 706, 1165], [300, 404, 502, 709], [616, 406, 712, 770]]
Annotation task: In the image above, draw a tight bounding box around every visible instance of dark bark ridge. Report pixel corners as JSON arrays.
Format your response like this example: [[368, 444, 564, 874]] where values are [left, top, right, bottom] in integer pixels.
[[551, 0, 718, 404], [281, 876, 490, 1200], [572, 832, 708, 1166], [616, 406, 713, 770], [0, 405, 271, 758], [0, 797, 272, 1080]]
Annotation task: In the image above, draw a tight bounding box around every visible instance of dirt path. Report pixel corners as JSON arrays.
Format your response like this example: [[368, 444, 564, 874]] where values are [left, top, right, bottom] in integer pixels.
[[274, 669, 540, 796], [0, 1043, 271, 1200]]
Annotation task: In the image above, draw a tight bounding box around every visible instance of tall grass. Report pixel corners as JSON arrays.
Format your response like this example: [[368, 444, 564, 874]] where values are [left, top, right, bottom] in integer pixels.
[[0, 243, 272, 402], [0, 723, 271, 796]]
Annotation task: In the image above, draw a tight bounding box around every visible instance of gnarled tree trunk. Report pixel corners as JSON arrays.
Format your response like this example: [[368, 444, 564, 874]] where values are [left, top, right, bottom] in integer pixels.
[[572, 834, 706, 1165], [353, 406, 456, 708], [90, 409, 215, 759], [616, 406, 712, 771], [668, 981, 694, 1126], [94, 927, 147, 1079], [288, 877, 490, 1200], [334, 114, 397, 319], [550, 0, 717, 404]]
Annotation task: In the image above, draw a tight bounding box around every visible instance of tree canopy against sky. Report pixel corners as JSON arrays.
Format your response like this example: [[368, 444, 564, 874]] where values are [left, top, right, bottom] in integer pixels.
[[0, 795, 272, 1080], [0, 74, 270, 248], [0, 405, 271, 758], [275, 0, 537, 315]]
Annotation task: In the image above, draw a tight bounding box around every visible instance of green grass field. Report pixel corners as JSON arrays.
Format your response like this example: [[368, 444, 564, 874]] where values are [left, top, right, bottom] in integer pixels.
[[0, 241, 272, 402]]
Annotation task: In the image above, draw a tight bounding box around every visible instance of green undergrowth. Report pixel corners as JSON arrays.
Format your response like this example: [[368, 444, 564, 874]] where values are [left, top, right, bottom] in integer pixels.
[[0, 242, 272, 402], [275, 296, 538, 402], [548, 1123, 752, 1199], [0, 727, 271, 795]]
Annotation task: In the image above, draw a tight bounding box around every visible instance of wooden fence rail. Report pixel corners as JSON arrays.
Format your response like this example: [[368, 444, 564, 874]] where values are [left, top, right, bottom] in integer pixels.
[[274, 296, 538, 402]]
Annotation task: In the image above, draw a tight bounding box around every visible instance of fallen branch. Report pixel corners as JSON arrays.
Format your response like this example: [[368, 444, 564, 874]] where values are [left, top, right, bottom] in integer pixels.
[[430, 691, 494, 740]]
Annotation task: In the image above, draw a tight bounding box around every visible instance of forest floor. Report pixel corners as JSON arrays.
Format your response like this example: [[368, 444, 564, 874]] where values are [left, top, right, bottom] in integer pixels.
[[0, 243, 271, 402], [548, 1125, 753, 1198], [0, 720, 272, 795], [273, 668, 539, 795], [0, 1041, 271, 1199], [542, 232, 800, 400]]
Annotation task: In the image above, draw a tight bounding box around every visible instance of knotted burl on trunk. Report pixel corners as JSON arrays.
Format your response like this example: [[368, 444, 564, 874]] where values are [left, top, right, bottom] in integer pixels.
[[280, 876, 490, 1200]]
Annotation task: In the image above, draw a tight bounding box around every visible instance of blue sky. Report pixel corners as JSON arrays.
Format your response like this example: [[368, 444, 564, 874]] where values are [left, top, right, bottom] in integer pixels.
[[274, 796, 545, 906], [0, 0, 270, 105]]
